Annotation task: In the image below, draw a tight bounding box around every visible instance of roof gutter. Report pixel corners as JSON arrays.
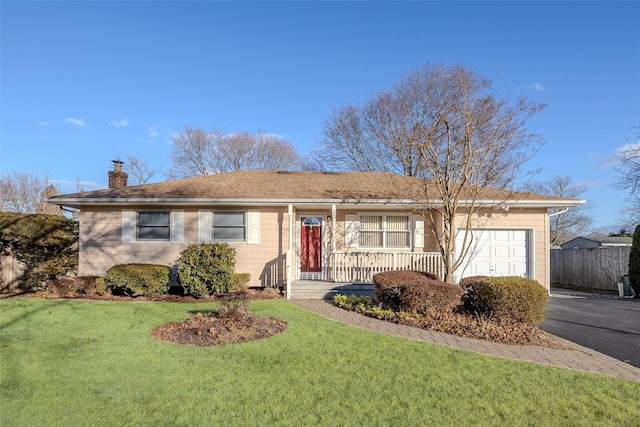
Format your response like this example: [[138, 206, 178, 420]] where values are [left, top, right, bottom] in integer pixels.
[[47, 197, 586, 209]]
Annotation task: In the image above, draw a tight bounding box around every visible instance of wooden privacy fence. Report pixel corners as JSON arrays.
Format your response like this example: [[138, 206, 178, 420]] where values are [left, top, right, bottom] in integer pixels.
[[550, 247, 630, 292], [0, 254, 26, 293]]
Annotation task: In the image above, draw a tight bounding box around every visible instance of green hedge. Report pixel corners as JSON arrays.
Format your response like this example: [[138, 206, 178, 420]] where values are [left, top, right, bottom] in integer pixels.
[[176, 243, 236, 298], [473, 276, 548, 324], [0, 212, 78, 289], [103, 264, 171, 297]]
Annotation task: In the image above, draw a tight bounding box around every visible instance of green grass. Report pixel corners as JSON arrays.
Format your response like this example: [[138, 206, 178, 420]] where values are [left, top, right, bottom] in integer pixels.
[[1, 298, 638, 426]]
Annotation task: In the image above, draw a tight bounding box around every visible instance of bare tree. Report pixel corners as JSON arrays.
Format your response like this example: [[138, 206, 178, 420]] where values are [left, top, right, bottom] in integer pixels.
[[119, 154, 161, 185], [167, 126, 224, 179], [167, 126, 306, 179], [615, 127, 640, 225], [0, 170, 62, 214], [217, 132, 255, 172], [523, 175, 592, 245], [314, 63, 545, 281]]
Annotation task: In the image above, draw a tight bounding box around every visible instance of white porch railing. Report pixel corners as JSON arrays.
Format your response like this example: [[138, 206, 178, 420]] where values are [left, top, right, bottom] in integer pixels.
[[332, 252, 443, 283]]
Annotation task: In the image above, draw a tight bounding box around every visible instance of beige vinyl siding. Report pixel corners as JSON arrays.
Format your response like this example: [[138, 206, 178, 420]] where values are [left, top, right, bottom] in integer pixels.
[[78, 206, 290, 287], [79, 207, 193, 278], [232, 207, 289, 287]]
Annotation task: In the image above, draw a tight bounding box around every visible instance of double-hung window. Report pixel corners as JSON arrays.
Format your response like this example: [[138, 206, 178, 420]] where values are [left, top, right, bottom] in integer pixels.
[[137, 211, 171, 241], [198, 210, 260, 244], [212, 211, 246, 242], [122, 209, 184, 243], [358, 214, 410, 248]]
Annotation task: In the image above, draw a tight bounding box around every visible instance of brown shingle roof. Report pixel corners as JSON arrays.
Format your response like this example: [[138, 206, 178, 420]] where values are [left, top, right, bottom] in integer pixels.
[[49, 170, 582, 206]]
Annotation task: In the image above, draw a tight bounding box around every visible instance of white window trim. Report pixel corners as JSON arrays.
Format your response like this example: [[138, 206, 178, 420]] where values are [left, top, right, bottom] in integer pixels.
[[197, 210, 260, 245], [122, 209, 183, 244]]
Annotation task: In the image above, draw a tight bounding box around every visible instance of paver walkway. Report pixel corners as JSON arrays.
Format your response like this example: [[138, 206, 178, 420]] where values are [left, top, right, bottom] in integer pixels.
[[291, 299, 640, 382]]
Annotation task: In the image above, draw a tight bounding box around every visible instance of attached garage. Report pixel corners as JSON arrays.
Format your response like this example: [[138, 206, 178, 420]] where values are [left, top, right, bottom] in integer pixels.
[[454, 228, 533, 282]]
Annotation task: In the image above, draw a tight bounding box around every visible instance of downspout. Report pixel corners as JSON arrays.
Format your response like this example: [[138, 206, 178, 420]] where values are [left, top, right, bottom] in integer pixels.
[[546, 207, 569, 296], [548, 207, 569, 218]]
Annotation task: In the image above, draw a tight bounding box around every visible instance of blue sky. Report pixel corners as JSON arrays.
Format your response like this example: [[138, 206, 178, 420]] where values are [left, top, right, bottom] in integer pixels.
[[1, 1, 638, 231]]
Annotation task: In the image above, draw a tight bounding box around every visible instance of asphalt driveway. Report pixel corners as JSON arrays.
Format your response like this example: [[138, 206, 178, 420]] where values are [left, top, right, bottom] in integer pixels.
[[541, 293, 640, 368]]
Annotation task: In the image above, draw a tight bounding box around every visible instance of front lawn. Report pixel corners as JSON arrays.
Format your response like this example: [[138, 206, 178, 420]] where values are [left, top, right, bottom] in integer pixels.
[[1, 298, 638, 426]]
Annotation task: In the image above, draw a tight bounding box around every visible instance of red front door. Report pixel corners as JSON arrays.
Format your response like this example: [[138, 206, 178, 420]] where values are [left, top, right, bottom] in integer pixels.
[[301, 217, 322, 273]]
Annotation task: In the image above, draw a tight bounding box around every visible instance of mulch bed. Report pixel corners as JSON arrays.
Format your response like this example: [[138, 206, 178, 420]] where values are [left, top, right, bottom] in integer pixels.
[[152, 304, 288, 346]]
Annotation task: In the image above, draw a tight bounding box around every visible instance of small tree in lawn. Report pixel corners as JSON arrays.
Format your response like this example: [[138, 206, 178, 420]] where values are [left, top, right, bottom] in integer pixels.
[[628, 224, 640, 298]]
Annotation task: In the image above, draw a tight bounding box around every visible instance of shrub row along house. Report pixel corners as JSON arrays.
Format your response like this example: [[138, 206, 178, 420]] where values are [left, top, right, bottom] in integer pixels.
[[49, 162, 583, 298]]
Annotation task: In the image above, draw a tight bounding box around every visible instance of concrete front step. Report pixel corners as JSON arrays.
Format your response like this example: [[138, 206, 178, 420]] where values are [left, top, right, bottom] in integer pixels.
[[290, 281, 374, 300]]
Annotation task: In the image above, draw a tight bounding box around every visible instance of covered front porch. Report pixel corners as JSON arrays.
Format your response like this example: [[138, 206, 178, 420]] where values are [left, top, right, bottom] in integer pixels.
[[285, 250, 444, 299], [282, 203, 444, 299]]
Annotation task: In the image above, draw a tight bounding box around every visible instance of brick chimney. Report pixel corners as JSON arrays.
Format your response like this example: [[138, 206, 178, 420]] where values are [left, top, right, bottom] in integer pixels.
[[108, 160, 128, 189]]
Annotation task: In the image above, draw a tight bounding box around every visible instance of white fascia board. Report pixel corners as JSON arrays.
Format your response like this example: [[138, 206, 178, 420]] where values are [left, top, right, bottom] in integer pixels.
[[500, 199, 586, 209], [48, 197, 585, 210], [47, 197, 428, 208]]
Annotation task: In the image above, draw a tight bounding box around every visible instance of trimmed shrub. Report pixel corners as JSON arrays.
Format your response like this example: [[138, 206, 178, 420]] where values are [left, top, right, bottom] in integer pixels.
[[177, 243, 236, 298], [104, 263, 171, 297], [373, 270, 463, 313], [400, 278, 464, 313], [233, 273, 251, 292], [629, 225, 640, 298], [73, 276, 101, 295], [473, 276, 548, 324], [459, 275, 489, 288], [46, 275, 101, 297], [459, 275, 489, 315], [95, 277, 109, 296], [46, 277, 76, 297], [412, 270, 441, 281]]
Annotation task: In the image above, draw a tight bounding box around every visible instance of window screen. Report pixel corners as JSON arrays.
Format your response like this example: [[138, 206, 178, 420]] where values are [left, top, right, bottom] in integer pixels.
[[213, 212, 246, 242], [137, 211, 171, 241], [358, 214, 410, 248], [360, 215, 383, 248], [386, 215, 410, 247]]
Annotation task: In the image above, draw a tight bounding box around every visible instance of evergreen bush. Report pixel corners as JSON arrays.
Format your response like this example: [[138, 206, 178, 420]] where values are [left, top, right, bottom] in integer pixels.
[[0, 212, 78, 289], [176, 243, 236, 298], [103, 264, 171, 297], [473, 276, 548, 324]]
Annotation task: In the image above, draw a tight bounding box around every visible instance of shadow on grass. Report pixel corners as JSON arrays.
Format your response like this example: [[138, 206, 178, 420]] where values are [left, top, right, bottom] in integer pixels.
[[0, 297, 74, 332]]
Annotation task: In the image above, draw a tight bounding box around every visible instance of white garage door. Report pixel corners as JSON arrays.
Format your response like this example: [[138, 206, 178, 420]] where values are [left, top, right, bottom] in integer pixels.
[[454, 229, 530, 282]]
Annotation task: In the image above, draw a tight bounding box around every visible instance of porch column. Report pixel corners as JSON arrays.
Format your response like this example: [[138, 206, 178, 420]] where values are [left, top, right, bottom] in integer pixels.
[[286, 204, 293, 299], [331, 204, 337, 281]]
